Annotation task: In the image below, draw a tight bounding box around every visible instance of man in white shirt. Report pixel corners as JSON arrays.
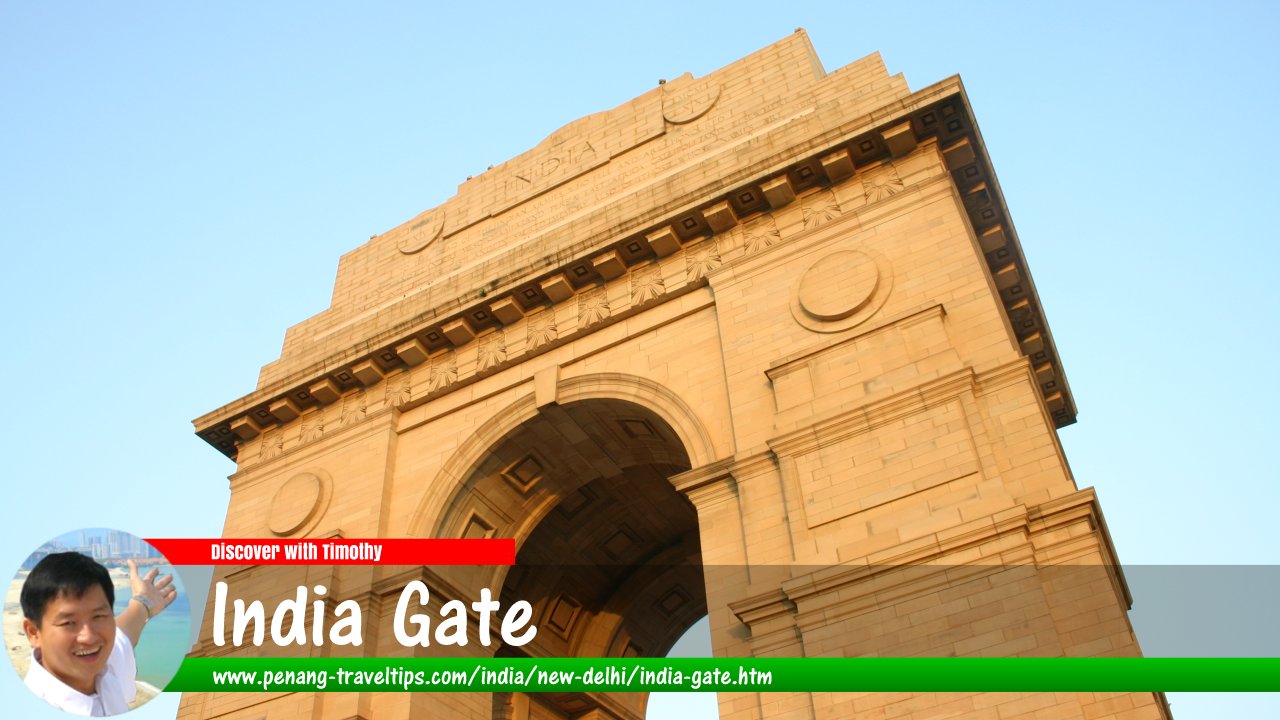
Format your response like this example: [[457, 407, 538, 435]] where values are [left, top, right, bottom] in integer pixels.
[[21, 551, 177, 716]]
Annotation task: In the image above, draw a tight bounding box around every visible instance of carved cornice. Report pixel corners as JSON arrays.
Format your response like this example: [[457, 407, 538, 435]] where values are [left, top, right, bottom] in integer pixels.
[[1027, 487, 1133, 608], [668, 456, 737, 505], [727, 489, 1127, 635], [765, 303, 947, 382], [196, 74, 1074, 459], [766, 366, 979, 459]]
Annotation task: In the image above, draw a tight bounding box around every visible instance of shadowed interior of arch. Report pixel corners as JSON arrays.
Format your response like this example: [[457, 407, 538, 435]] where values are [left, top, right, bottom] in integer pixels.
[[455, 398, 708, 720]]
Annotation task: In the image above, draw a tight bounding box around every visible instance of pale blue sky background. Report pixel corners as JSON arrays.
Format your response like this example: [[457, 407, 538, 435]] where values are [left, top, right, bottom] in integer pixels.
[[2, 3, 1276, 718]]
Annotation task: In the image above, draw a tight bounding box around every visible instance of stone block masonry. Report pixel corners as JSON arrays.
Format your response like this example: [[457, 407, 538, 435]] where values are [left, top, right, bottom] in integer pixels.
[[183, 30, 1169, 720]]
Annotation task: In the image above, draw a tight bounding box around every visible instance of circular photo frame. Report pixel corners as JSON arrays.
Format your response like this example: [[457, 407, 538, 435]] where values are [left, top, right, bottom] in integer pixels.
[[5, 528, 190, 716]]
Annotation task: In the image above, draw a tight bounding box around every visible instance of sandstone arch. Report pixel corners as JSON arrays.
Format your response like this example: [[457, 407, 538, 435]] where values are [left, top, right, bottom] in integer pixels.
[[416, 371, 719, 546], [184, 32, 1171, 720]]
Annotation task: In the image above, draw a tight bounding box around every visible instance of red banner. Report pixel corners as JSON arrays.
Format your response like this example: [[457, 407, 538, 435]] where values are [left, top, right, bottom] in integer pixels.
[[145, 538, 514, 565]]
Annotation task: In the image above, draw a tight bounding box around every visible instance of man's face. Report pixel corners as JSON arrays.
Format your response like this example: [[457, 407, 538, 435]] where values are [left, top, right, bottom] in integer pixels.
[[22, 584, 116, 696]]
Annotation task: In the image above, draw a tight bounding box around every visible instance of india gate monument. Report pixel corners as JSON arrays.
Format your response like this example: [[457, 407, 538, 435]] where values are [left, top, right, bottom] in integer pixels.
[[181, 31, 1171, 720]]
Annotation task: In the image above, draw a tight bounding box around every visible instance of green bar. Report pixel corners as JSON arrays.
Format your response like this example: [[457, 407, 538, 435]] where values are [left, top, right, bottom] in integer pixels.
[[167, 657, 1280, 693]]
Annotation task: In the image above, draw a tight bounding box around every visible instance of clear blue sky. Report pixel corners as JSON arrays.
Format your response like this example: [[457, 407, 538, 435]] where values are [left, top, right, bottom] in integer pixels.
[[2, 3, 1276, 718]]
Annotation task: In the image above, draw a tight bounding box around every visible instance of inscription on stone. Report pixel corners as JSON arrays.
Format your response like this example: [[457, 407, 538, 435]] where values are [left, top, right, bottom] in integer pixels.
[[662, 76, 721, 124]]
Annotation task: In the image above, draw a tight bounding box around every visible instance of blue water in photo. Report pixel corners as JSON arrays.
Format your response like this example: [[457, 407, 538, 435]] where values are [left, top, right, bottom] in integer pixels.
[[111, 566, 192, 689]]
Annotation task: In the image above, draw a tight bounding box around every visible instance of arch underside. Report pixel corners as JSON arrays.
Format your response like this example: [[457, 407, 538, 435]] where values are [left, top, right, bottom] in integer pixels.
[[441, 397, 709, 719]]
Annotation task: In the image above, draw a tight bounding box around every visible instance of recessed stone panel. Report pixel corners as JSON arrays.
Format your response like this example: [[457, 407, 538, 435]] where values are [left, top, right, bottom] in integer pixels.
[[601, 525, 639, 560], [555, 486, 596, 520], [461, 512, 495, 540], [544, 594, 583, 639], [798, 398, 979, 529], [502, 454, 544, 492], [655, 587, 691, 618], [618, 418, 656, 439]]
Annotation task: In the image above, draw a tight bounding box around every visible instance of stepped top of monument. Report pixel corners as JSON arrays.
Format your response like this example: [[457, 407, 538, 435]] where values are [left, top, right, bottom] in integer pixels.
[[256, 31, 910, 387], [195, 30, 1075, 458]]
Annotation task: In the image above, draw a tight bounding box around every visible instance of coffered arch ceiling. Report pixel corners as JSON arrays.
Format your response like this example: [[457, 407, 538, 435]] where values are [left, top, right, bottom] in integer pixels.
[[444, 397, 707, 719]]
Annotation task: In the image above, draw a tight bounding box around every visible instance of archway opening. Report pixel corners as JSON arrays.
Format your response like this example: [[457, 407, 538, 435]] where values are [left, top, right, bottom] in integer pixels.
[[453, 398, 709, 720], [646, 615, 718, 719]]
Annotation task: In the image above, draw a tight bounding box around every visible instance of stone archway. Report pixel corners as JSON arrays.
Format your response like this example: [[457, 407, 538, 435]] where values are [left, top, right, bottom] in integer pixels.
[[418, 372, 719, 547], [429, 395, 708, 720], [185, 32, 1172, 720]]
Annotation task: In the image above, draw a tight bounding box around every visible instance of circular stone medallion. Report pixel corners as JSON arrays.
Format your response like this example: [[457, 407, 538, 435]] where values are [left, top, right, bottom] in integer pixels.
[[662, 80, 721, 124], [797, 250, 879, 321], [268, 471, 329, 536], [397, 208, 446, 255], [791, 247, 893, 333]]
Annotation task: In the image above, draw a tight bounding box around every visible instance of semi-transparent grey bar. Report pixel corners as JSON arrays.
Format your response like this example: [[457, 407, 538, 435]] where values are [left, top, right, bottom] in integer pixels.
[[177, 564, 1280, 659]]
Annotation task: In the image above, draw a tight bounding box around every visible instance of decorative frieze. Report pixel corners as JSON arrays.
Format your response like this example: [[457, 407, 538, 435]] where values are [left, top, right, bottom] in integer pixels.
[[477, 331, 507, 374], [201, 97, 1077, 458], [340, 391, 366, 428], [862, 163, 904, 202], [526, 310, 558, 351], [578, 287, 610, 327], [630, 263, 665, 306], [259, 429, 283, 461], [385, 374, 412, 410], [299, 409, 325, 444], [800, 190, 842, 230], [428, 353, 458, 393], [742, 216, 781, 255], [684, 239, 722, 283]]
